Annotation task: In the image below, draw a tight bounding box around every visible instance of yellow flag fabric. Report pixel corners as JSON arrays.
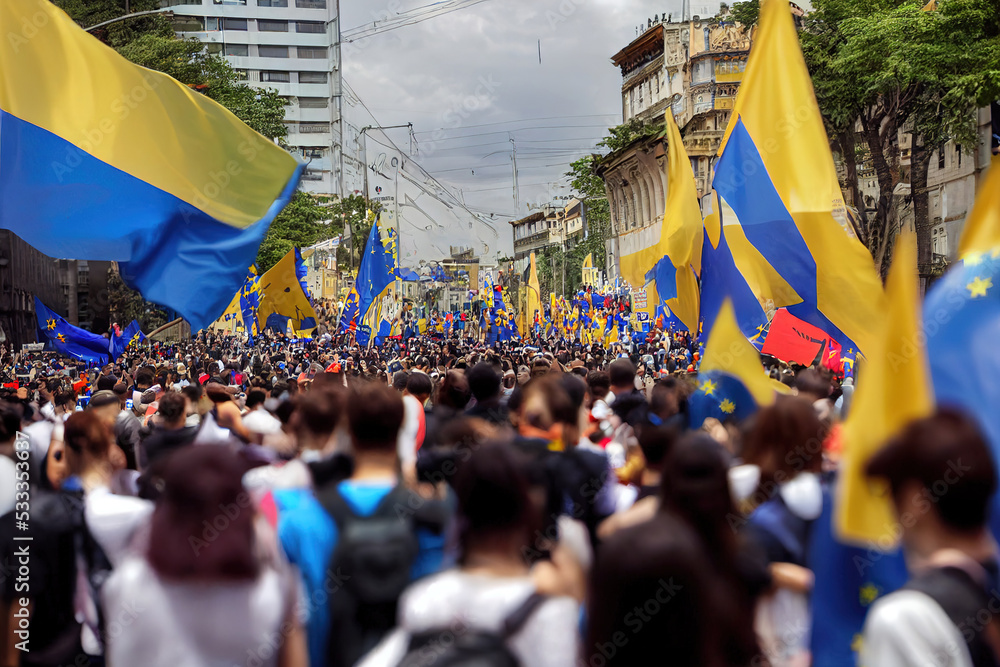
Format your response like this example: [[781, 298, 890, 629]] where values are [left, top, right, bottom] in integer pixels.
[[258, 249, 318, 337], [710, 0, 885, 358], [527, 253, 542, 330], [583, 253, 593, 269], [957, 158, 1000, 258], [837, 232, 934, 544], [700, 300, 776, 408]]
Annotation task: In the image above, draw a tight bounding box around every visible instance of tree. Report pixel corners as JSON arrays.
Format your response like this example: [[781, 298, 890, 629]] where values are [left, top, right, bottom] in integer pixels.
[[730, 0, 761, 30], [107, 268, 168, 332], [329, 195, 382, 270], [54, 0, 173, 48], [256, 191, 334, 272]]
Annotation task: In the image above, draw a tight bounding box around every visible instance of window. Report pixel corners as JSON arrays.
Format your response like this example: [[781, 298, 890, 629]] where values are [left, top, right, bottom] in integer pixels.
[[257, 19, 288, 31], [302, 170, 324, 181], [257, 0, 287, 5], [172, 0, 203, 4], [224, 43, 249, 56], [938, 150, 945, 170], [206, 17, 219, 29], [300, 122, 329, 133], [299, 71, 328, 84], [298, 97, 329, 108], [261, 70, 290, 82], [222, 18, 247, 30], [297, 46, 327, 59], [295, 0, 326, 7], [297, 21, 325, 33], [205, 42, 222, 53], [956, 144, 962, 168], [302, 147, 326, 158], [172, 15, 205, 31], [258, 45, 289, 58]]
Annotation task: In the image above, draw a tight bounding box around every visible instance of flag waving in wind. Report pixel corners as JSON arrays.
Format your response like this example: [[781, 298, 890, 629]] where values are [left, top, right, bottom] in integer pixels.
[[355, 224, 396, 347], [705, 0, 884, 357], [0, 0, 303, 331], [35, 297, 109, 364]]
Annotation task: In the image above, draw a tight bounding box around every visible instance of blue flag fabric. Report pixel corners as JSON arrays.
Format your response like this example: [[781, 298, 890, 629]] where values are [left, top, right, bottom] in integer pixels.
[[687, 370, 757, 426], [808, 489, 908, 666], [239, 267, 262, 345], [109, 320, 145, 360], [294, 248, 313, 306], [356, 225, 395, 348], [35, 297, 108, 364], [924, 252, 1000, 538]]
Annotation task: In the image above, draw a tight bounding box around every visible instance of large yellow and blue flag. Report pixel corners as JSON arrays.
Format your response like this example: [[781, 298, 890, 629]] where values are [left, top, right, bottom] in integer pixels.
[[688, 299, 778, 427], [703, 0, 884, 357], [258, 249, 317, 338], [109, 319, 145, 360], [338, 286, 360, 334], [924, 157, 1000, 537], [0, 0, 302, 331], [35, 297, 109, 364], [238, 266, 262, 343], [640, 112, 703, 333]]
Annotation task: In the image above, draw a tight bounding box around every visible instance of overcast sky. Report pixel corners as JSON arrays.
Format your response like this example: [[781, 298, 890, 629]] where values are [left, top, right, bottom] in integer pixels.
[[340, 0, 724, 227]]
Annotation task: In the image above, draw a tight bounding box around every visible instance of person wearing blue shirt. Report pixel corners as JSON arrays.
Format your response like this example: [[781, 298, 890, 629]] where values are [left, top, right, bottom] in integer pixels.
[[277, 382, 449, 667]]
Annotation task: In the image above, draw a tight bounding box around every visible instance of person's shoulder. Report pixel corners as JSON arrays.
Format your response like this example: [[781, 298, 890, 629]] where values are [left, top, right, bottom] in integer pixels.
[[865, 588, 956, 636]]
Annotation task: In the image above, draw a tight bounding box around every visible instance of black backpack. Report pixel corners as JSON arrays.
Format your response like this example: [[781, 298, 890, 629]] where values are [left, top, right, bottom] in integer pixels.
[[397, 593, 548, 667], [318, 484, 428, 667]]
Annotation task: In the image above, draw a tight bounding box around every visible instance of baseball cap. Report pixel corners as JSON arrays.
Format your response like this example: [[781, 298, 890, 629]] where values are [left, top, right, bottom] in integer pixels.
[[88, 390, 119, 409]]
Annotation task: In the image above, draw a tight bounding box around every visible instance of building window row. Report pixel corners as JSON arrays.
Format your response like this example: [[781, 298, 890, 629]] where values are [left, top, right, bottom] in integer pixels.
[[203, 18, 327, 32], [182, 0, 326, 7], [261, 69, 326, 83], [223, 44, 328, 59]]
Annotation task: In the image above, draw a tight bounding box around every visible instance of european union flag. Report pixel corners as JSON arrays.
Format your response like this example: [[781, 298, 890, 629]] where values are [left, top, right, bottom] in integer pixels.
[[239, 266, 261, 345], [35, 297, 108, 364], [338, 286, 360, 334], [689, 300, 779, 428]]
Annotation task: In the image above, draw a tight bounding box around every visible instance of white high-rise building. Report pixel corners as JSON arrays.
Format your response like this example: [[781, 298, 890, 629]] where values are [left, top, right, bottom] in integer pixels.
[[162, 0, 342, 196]]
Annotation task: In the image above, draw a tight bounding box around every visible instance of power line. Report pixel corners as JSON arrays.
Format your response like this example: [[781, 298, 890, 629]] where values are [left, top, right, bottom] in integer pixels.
[[343, 0, 493, 42], [412, 114, 619, 136]]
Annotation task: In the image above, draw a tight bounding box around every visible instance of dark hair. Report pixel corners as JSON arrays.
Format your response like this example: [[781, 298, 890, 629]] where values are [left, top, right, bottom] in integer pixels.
[[867, 407, 997, 531], [0, 402, 22, 443], [392, 371, 410, 392], [557, 373, 586, 420], [148, 446, 258, 581], [794, 368, 830, 400], [608, 358, 636, 387], [294, 389, 341, 439], [135, 369, 154, 389], [467, 362, 501, 402], [587, 370, 610, 399], [157, 392, 187, 424], [637, 424, 677, 469], [64, 411, 110, 461], [453, 442, 536, 563], [54, 388, 77, 409], [180, 383, 202, 405], [245, 389, 267, 410], [436, 370, 471, 411], [405, 372, 433, 399], [95, 375, 116, 392], [113, 382, 129, 397], [347, 381, 404, 452], [742, 394, 825, 488]]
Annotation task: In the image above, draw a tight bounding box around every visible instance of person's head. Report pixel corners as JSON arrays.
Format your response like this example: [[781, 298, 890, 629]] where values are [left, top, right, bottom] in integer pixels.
[[293, 388, 342, 452], [181, 384, 203, 415], [347, 381, 403, 456], [608, 358, 637, 393], [518, 375, 575, 446], [649, 380, 681, 421], [742, 394, 825, 489], [392, 370, 410, 392], [794, 368, 830, 402], [135, 369, 154, 392], [636, 424, 678, 479], [866, 408, 997, 557], [587, 370, 610, 401], [156, 391, 189, 430], [404, 372, 433, 405], [245, 389, 267, 411], [87, 390, 121, 429], [95, 375, 116, 392], [148, 446, 258, 582], [40, 377, 60, 403], [454, 441, 538, 565], [63, 411, 113, 477], [113, 382, 129, 407], [529, 358, 551, 379], [467, 362, 502, 403], [53, 388, 77, 415], [435, 370, 471, 411]]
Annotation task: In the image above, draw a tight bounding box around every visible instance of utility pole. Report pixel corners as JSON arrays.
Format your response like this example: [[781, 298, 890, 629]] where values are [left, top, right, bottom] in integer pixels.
[[333, 0, 345, 201], [509, 134, 519, 214]]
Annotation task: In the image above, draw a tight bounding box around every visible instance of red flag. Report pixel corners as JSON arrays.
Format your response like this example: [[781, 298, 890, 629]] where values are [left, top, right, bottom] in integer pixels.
[[822, 337, 843, 373], [761, 309, 831, 366]]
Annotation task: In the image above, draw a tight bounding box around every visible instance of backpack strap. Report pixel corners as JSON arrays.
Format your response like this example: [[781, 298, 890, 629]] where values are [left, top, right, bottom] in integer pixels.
[[501, 593, 548, 639], [315, 483, 361, 529]]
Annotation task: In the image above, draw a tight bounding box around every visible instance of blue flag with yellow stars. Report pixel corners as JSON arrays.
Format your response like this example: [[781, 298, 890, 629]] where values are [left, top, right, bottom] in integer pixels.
[[35, 297, 109, 364], [924, 157, 1000, 537], [109, 319, 145, 360], [238, 266, 262, 345], [356, 224, 396, 348], [688, 299, 781, 428]]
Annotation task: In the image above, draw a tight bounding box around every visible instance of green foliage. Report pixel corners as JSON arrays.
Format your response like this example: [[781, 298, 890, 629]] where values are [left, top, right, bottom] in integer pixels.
[[54, 0, 173, 48], [117, 35, 287, 140], [597, 118, 664, 153], [107, 268, 167, 332], [256, 192, 333, 272], [729, 0, 760, 30], [328, 195, 382, 270]]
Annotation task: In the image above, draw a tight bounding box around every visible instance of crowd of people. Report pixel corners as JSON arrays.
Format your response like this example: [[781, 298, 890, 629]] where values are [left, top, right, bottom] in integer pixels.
[[0, 315, 997, 667]]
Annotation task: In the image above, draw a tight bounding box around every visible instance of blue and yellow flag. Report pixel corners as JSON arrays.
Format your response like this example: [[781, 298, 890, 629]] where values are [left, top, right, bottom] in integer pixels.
[[1, 0, 302, 330], [924, 157, 1000, 537], [705, 0, 884, 357], [639, 112, 703, 333], [689, 299, 778, 427], [109, 319, 145, 360], [338, 286, 360, 334], [239, 266, 262, 344], [35, 297, 108, 364], [258, 249, 317, 338], [356, 224, 396, 347]]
